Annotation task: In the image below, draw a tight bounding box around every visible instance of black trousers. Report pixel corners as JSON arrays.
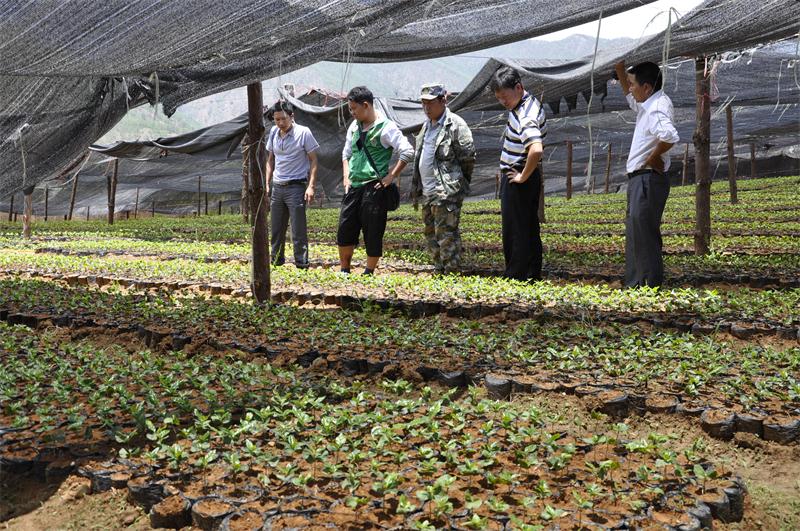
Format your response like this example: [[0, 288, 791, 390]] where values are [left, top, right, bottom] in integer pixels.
[[625, 171, 670, 287], [500, 169, 542, 281]]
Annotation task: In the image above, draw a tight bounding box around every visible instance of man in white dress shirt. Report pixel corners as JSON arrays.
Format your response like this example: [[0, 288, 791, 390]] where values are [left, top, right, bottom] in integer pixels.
[[614, 61, 680, 288]]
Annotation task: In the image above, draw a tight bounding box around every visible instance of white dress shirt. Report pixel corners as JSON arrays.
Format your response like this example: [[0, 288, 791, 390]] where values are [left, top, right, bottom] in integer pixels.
[[626, 90, 680, 174]]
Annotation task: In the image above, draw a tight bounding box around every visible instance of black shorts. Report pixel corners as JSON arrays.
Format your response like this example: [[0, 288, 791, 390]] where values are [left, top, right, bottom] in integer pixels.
[[336, 182, 388, 257]]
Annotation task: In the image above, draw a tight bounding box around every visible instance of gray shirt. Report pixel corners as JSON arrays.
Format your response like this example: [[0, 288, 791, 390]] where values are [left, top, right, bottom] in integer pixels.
[[266, 123, 319, 183], [419, 113, 445, 196]]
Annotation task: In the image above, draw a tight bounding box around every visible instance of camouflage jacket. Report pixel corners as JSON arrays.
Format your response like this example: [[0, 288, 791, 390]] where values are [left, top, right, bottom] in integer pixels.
[[411, 109, 475, 206]]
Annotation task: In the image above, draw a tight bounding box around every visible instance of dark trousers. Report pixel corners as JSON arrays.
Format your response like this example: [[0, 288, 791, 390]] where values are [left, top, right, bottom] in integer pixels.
[[270, 182, 308, 267], [625, 171, 670, 287], [500, 169, 542, 281]]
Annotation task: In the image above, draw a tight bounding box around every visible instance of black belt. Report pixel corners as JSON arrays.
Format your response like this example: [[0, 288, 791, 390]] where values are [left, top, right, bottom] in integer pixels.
[[274, 179, 307, 186], [627, 169, 653, 179]]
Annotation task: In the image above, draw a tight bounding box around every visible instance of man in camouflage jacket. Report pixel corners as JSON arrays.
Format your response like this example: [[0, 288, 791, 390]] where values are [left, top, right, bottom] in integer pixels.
[[411, 83, 476, 274]]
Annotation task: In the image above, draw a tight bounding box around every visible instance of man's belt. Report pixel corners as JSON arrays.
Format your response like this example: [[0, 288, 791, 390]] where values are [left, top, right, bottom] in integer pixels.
[[627, 169, 652, 179], [274, 179, 308, 186]]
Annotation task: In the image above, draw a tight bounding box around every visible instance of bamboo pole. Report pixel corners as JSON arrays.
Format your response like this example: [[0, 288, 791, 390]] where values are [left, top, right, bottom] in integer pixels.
[[566, 140, 573, 199], [604, 142, 612, 193], [22, 187, 33, 238], [537, 161, 545, 223], [107, 159, 118, 224], [725, 105, 738, 204], [134, 187, 140, 219], [241, 133, 251, 223], [681, 143, 689, 186]]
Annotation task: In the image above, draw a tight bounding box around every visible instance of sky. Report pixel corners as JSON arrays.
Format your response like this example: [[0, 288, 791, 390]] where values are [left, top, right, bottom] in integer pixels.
[[535, 0, 705, 41]]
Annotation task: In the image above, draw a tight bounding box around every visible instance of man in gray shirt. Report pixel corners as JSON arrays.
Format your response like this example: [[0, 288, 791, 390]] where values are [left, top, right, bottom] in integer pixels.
[[265, 101, 319, 269], [411, 83, 475, 274]]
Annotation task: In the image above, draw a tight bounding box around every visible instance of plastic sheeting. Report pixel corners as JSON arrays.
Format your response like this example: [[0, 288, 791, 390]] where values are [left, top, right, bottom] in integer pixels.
[[1, 0, 798, 198]]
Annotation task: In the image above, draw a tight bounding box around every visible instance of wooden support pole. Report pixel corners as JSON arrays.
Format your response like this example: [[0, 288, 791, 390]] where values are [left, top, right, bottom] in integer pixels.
[[494, 172, 500, 200], [247, 82, 270, 303], [68, 171, 79, 221], [151, 201, 155, 217], [681, 143, 689, 186], [725, 105, 738, 204], [218, 200, 222, 216], [604, 142, 612, 193], [8, 194, 13, 222], [107, 159, 118, 224], [566, 140, 573, 199], [197, 175, 202, 216], [22, 187, 33, 239], [65, 152, 91, 222], [693, 56, 712, 256], [750, 143, 756, 179], [204, 192, 209, 216], [86, 206, 90, 221], [134, 187, 140, 219], [44, 186, 49, 221]]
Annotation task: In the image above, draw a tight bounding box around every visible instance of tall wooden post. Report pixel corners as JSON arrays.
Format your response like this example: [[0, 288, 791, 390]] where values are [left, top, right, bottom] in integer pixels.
[[566, 140, 573, 199], [151, 201, 156, 217], [134, 187, 140, 219], [67, 151, 91, 221], [7, 194, 13, 222], [204, 192, 209, 216], [86, 205, 90, 221], [44, 186, 49, 221], [494, 172, 499, 200], [725, 105, 738, 204], [218, 200, 222, 216], [750, 143, 756, 179], [68, 171, 79, 220], [247, 82, 270, 303], [107, 159, 118, 224], [681, 143, 689, 185], [693, 57, 712, 255], [22, 187, 33, 239], [604, 143, 612, 193], [197, 176, 202, 216]]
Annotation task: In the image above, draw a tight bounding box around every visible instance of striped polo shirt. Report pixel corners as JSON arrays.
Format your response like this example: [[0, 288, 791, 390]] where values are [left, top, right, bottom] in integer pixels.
[[500, 91, 547, 172]]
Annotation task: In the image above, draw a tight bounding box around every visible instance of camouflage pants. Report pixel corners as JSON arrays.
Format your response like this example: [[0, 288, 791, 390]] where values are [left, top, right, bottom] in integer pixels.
[[422, 200, 463, 274]]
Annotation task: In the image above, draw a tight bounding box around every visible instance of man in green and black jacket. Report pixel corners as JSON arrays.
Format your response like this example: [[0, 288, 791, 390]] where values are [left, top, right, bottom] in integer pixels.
[[338, 86, 414, 275], [411, 83, 475, 274]]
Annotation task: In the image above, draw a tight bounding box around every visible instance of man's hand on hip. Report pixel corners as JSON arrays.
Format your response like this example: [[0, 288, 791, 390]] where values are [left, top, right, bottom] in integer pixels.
[[508, 170, 529, 184], [645, 154, 665, 174]]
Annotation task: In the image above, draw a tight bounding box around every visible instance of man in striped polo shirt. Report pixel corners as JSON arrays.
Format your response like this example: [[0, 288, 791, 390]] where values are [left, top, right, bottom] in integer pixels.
[[491, 66, 547, 281]]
